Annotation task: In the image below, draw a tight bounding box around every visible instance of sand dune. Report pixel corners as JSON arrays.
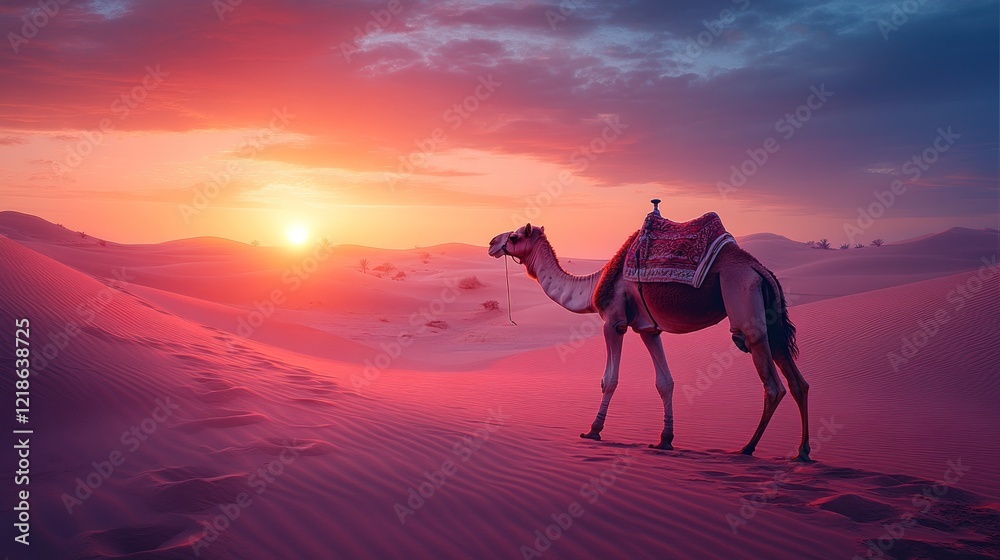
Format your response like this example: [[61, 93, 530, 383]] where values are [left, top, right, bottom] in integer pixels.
[[1, 212, 998, 559], [738, 227, 1000, 304]]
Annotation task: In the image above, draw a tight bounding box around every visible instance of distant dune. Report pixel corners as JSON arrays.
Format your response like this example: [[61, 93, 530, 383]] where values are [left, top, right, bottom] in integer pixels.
[[1, 211, 998, 559]]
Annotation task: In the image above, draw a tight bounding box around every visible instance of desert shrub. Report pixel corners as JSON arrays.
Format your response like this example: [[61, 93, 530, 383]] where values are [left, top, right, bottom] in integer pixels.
[[481, 300, 500, 311], [871, 239, 885, 247], [78, 231, 87, 239], [251, 240, 260, 246], [854, 243, 865, 249], [393, 270, 406, 280], [816, 239, 831, 250], [458, 275, 485, 289], [358, 258, 370, 274], [425, 320, 448, 330], [98, 239, 107, 247], [374, 262, 396, 274], [840, 244, 850, 250]]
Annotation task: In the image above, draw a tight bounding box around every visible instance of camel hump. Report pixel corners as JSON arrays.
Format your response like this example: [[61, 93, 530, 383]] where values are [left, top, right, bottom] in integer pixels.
[[594, 229, 641, 312]]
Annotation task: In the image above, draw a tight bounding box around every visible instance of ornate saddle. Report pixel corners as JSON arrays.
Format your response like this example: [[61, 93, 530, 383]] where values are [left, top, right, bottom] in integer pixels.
[[623, 202, 735, 288]]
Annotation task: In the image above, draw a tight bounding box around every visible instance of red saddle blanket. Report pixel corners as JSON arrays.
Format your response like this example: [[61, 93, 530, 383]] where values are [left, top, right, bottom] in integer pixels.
[[623, 211, 735, 288]]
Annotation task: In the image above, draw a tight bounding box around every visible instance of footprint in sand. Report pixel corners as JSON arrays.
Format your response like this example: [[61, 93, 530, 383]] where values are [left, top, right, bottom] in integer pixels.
[[175, 411, 268, 434], [212, 437, 334, 457], [145, 473, 249, 513], [63, 514, 202, 559], [811, 493, 902, 523]]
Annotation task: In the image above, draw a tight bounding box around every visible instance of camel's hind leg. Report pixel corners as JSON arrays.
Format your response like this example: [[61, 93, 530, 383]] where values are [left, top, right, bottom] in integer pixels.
[[580, 321, 624, 441], [774, 354, 811, 461], [721, 272, 786, 456]]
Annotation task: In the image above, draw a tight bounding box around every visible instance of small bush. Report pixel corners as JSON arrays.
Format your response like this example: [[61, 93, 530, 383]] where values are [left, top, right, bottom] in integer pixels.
[[374, 262, 396, 274], [78, 231, 87, 239], [458, 275, 485, 289], [854, 243, 865, 249], [839, 244, 850, 250], [250, 240, 260, 247], [816, 239, 831, 250], [393, 270, 406, 281], [97, 239, 107, 247], [871, 239, 885, 247], [482, 300, 500, 311], [425, 320, 448, 330]]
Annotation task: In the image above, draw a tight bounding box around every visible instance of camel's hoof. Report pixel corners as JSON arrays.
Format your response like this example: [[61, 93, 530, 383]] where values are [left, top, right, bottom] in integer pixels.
[[648, 441, 673, 450], [739, 446, 755, 456], [791, 454, 814, 463], [580, 431, 602, 441]]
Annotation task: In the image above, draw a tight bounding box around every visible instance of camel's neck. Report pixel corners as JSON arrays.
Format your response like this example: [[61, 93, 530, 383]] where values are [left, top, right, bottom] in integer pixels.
[[523, 238, 601, 314]]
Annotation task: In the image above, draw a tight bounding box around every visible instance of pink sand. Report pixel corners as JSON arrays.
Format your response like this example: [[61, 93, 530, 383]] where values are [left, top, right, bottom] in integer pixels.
[[1, 211, 998, 559]]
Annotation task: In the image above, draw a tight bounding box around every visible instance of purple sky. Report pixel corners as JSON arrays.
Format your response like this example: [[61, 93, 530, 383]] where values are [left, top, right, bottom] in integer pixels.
[[0, 0, 996, 254]]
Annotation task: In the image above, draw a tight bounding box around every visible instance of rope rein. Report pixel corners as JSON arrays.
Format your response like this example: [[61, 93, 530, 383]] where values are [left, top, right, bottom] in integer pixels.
[[501, 199, 662, 331], [503, 254, 517, 325]]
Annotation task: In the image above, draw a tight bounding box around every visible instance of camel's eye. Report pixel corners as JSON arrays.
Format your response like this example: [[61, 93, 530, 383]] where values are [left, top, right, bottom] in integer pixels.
[[508, 235, 520, 243]]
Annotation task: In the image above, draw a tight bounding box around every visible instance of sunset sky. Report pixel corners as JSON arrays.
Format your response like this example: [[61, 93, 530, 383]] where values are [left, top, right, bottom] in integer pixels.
[[1, 0, 996, 257]]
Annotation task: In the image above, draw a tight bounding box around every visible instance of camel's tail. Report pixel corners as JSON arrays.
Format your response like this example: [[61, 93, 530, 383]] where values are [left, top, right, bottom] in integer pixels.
[[754, 264, 799, 360]]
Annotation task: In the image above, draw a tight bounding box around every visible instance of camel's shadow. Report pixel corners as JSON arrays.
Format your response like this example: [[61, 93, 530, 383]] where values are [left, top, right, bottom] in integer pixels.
[[572, 439, 999, 558]]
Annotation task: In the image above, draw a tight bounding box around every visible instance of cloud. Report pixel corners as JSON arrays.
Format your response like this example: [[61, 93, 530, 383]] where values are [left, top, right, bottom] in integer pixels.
[[0, 0, 994, 223]]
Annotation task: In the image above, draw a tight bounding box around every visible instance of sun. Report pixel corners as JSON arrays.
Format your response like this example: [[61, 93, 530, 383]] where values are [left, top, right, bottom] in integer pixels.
[[287, 225, 309, 246]]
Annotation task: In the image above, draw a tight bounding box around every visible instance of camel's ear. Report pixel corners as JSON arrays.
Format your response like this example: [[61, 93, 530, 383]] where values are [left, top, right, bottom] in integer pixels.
[[539, 226, 545, 234], [524, 223, 533, 236]]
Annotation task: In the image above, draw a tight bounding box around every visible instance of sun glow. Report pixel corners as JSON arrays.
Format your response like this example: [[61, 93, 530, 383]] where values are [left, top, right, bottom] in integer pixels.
[[287, 225, 309, 246]]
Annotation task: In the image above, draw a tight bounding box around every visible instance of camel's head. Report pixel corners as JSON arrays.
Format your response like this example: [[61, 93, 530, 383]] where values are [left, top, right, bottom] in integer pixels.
[[488, 223, 545, 260]]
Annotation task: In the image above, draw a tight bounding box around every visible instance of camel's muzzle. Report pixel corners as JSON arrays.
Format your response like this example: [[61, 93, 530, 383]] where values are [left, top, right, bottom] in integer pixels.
[[487, 233, 510, 258]]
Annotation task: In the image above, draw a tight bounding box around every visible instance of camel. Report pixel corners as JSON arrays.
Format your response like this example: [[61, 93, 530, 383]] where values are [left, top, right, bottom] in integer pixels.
[[488, 218, 811, 462]]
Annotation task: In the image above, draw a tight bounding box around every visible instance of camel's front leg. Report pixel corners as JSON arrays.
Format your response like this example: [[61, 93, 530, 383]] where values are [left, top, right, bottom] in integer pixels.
[[639, 332, 675, 450], [580, 322, 625, 441]]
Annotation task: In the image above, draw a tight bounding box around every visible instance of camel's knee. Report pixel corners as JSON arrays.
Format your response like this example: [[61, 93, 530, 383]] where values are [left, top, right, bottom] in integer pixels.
[[655, 377, 674, 398], [601, 379, 619, 394], [765, 382, 786, 404], [775, 356, 809, 395]]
